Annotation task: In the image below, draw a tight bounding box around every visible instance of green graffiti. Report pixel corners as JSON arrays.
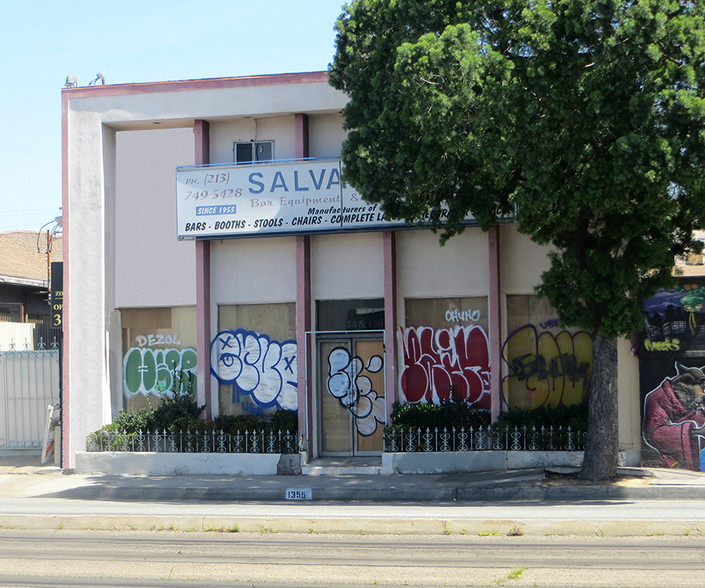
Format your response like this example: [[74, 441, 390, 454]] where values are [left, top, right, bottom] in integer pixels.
[[123, 347, 197, 397]]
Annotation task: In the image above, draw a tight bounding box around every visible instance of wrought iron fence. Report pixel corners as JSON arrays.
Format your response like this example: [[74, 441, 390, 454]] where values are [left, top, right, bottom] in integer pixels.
[[383, 425, 588, 453], [86, 429, 302, 454]]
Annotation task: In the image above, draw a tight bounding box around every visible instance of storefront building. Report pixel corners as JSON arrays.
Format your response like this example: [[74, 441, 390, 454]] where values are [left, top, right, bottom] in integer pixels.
[[61, 72, 642, 469]]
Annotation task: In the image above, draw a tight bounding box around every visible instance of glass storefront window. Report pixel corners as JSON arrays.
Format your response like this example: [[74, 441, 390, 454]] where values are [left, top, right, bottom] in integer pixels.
[[317, 299, 385, 332]]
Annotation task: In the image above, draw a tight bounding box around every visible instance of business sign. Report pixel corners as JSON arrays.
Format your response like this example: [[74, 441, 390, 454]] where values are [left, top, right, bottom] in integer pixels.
[[177, 158, 416, 239], [50, 261, 63, 327]]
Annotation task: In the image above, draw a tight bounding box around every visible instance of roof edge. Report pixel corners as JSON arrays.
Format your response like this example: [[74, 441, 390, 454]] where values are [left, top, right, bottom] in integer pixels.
[[61, 71, 331, 99]]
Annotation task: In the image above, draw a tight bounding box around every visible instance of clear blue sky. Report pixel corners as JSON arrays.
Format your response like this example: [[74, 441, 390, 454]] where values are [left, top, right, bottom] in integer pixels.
[[0, 0, 344, 233]]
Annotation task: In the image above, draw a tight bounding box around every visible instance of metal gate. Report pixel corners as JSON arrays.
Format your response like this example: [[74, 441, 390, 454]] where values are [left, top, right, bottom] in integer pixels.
[[0, 350, 60, 450]]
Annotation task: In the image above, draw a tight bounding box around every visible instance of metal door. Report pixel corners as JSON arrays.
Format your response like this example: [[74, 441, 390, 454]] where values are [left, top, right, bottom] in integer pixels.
[[318, 336, 385, 456]]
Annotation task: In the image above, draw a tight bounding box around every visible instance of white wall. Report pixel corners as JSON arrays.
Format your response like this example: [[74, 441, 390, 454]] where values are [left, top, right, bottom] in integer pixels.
[[114, 128, 196, 308]]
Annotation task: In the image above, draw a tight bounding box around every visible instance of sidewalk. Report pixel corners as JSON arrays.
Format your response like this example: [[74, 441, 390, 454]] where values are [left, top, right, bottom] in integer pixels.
[[2, 455, 705, 536]]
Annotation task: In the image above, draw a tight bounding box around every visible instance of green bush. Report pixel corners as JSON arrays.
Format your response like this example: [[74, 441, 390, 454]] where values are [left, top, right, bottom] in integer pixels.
[[88, 365, 299, 440], [144, 369, 205, 432], [388, 400, 587, 433], [390, 400, 490, 430]]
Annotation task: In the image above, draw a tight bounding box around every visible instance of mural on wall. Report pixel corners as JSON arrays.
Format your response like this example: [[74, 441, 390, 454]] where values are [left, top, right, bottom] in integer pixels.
[[643, 283, 705, 354], [643, 362, 705, 471], [326, 346, 385, 436], [210, 328, 297, 411], [501, 322, 593, 410], [123, 340, 197, 398], [399, 325, 491, 410]]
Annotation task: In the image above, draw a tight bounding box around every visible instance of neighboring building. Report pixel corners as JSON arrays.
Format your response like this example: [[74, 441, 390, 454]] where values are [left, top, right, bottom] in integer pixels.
[[0, 230, 62, 350], [61, 72, 643, 470]]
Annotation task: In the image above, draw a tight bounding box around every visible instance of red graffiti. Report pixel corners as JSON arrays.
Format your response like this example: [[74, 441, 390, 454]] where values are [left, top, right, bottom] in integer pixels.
[[399, 326, 491, 409]]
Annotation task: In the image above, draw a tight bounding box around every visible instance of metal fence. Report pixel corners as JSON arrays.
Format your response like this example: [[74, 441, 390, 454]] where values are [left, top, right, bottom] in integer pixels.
[[383, 425, 588, 453], [86, 428, 302, 454], [0, 350, 60, 450]]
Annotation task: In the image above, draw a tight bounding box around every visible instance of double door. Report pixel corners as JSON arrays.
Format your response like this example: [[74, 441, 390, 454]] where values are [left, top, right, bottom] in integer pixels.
[[318, 335, 385, 456]]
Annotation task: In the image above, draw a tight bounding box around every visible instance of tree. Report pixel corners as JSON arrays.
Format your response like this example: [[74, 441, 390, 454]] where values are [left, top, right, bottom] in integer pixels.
[[330, 0, 705, 480]]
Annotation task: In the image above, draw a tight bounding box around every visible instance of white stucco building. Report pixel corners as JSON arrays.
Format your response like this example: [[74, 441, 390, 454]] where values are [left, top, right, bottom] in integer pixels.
[[61, 72, 643, 471]]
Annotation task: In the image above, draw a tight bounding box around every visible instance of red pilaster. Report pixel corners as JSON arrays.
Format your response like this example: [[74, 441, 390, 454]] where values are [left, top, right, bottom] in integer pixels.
[[295, 114, 309, 159], [294, 113, 313, 453], [383, 231, 398, 422], [488, 225, 502, 422], [194, 120, 212, 420]]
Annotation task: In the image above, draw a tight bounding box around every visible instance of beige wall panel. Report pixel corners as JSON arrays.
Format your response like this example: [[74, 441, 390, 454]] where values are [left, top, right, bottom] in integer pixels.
[[211, 236, 297, 304], [115, 128, 196, 308], [311, 232, 384, 300], [309, 113, 346, 158], [397, 228, 489, 298], [210, 117, 295, 163], [500, 223, 552, 293]]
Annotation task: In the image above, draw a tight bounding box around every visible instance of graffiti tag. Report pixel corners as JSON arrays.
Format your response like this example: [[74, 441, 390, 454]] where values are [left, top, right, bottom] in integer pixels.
[[502, 324, 592, 410], [210, 329, 297, 411], [644, 338, 681, 352], [445, 308, 482, 324], [135, 333, 182, 347], [123, 347, 197, 397], [326, 347, 385, 436], [399, 325, 491, 410]]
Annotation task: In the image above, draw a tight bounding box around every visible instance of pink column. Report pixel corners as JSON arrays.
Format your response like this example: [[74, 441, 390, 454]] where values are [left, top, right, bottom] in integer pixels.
[[488, 225, 502, 422], [294, 113, 313, 453], [383, 231, 398, 422], [194, 120, 212, 420], [60, 91, 70, 468], [296, 236, 312, 452]]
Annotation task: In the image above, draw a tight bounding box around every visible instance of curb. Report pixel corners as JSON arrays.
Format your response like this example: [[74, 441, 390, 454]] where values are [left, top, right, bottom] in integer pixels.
[[1, 514, 704, 537]]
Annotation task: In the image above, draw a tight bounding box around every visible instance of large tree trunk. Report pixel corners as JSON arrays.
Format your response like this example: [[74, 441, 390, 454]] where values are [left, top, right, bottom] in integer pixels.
[[579, 334, 619, 481]]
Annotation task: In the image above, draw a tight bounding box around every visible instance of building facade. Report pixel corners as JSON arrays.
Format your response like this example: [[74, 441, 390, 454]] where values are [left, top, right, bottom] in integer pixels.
[[61, 72, 642, 469]]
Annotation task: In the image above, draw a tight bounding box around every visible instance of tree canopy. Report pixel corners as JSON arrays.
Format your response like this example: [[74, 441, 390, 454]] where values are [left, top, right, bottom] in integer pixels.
[[330, 0, 705, 340]]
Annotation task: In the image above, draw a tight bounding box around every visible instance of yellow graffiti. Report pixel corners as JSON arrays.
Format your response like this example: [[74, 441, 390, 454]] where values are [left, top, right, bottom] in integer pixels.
[[503, 325, 593, 411], [644, 338, 681, 352]]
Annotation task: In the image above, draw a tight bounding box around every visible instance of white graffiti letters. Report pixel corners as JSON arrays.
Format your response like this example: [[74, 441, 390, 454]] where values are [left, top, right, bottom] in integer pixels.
[[326, 347, 386, 436], [399, 325, 491, 410], [211, 329, 297, 410]]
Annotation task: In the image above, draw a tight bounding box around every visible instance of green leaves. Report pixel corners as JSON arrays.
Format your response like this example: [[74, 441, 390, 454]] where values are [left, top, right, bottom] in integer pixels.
[[331, 0, 705, 338]]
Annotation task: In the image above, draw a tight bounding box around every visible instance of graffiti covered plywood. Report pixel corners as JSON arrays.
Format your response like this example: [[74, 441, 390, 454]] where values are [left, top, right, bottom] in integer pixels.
[[502, 323, 593, 411]]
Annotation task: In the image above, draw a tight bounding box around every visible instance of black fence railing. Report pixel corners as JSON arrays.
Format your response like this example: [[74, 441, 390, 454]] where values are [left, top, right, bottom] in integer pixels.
[[383, 425, 588, 453], [86, 429, 302, 454]]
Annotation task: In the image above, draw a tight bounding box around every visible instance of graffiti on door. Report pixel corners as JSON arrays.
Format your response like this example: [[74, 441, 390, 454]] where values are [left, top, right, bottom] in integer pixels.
[[326, 346, 385, 436], [210, 328, 297, 411], [398, 325, 491, 410], [502, 324, 592, 410], [123, 346, 197, 397], [643, 362, 705, 471]]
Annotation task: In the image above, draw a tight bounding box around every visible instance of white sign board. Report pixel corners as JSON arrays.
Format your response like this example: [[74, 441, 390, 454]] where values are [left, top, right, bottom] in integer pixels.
[[176, 159, 408, 239]]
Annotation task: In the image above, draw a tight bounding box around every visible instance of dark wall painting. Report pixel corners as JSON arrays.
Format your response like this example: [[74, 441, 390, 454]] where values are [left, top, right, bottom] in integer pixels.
[[640, 281, 705, 471]]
